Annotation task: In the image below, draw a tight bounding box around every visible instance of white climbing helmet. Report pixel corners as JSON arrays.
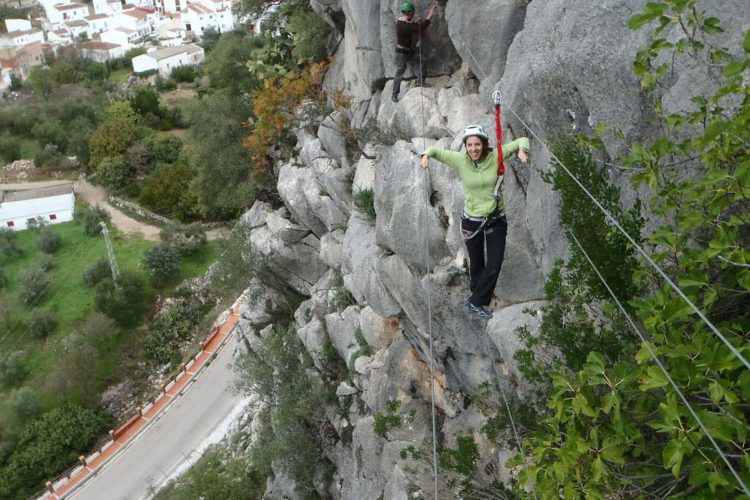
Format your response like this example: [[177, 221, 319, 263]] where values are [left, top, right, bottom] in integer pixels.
[[461, 124, 489, 143]]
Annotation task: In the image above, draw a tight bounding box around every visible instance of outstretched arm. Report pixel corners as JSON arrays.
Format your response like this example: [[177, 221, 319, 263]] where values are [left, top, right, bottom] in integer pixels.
[[420, 147, 466, 170]]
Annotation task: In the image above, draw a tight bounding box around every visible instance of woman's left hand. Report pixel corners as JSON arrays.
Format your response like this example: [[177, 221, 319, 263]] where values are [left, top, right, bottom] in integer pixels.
[[518, 149, 529, 164]]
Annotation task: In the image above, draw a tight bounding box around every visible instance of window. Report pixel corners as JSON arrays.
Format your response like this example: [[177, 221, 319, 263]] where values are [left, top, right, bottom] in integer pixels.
[[27, 218, 37, 227], [7, 221, 14, 227], [49, 214, 57, 220]]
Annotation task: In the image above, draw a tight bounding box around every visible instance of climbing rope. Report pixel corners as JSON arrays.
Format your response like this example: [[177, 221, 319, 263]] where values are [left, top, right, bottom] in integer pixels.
[[450, 29, 750, 373], [567, 230, 750, 496], [417, 27, 440, 500]]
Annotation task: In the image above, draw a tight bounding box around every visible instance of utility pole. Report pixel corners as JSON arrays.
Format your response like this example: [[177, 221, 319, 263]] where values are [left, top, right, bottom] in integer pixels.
[[99, 221, 121, 286]]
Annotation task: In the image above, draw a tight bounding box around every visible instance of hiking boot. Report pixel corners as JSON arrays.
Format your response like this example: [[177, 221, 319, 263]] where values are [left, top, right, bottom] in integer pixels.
[[391, 94, 399, 102], [413, 80, 429, 88], [465, 301, 492, 319]]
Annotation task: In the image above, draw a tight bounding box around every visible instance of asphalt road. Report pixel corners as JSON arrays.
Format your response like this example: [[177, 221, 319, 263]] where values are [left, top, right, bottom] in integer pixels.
[[70, 335, 243, 500]]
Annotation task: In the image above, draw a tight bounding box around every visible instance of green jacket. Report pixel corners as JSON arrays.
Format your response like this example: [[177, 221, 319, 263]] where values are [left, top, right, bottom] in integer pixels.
[[422, 137, 530, 217]]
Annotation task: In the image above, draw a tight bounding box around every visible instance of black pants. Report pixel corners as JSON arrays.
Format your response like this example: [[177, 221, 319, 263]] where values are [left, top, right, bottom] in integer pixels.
[[462, 214, 507, 307], [392, 50, 426, 97]]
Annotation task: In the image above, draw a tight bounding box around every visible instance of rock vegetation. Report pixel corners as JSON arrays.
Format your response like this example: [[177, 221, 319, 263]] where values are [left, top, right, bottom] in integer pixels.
[[229, 0, 750, 497]]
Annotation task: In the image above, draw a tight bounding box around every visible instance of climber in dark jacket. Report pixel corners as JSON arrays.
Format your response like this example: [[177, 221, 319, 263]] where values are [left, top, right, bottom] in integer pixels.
[[392, 1, 437, 103]]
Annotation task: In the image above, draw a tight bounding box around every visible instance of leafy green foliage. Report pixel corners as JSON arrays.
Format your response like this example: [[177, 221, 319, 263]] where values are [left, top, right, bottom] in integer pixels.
[[17, 266, 51, 305], [186, 91, 268, 219], [94, 271, 149, 326], [89, 102, 144, 168], [170, 65, 197, 83], [373, 399, 401, 437], [0, 404, 111, 500], [0, 136, 21, 163], [234, 325, 333, 498], [513, 4, 750, 497], [0, 351, 28, 386], [353, 188, 376, 221], [141, 300, 210, 365], [154, 446, 265, 500], [287, 6, 330, 63], [142, 242, 182, 287], [159, 223, 207, 256], [96, 155, 133, 191], [138, 162, 199, 221], [0, 229, 23, 259], [37, 226, 62, 254], [82, 259, 111, 287], [26, 310, 57, 339], [204, 31, 262, 96], [75, 204, 111, 236]]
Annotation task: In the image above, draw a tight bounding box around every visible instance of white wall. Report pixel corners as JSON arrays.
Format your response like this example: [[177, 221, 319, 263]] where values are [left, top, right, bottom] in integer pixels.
[[0, 193, 75, 231], [5, 19, 32, 32], [131, 53, 157, 73]]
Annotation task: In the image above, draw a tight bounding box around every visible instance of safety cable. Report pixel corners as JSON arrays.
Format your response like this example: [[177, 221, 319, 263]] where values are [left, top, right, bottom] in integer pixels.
[[567, 230, 750, 497], [450, 28, 750, 373], [417, 26, 440, 500]]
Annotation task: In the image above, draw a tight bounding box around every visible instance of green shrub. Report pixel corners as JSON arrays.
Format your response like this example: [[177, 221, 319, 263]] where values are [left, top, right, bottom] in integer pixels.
[[75, 204, 111, 236], [17, 267, 51, 305], [96, 155, 133, 191], [82, 259, 111, 287], [170, 65, 196, 83], [0, 267, 6, 288], [94, 271, 148, 326], [159, 223, 207, 256], [234, 325, 333, 497], [35, 254, 54, 272], [0, 404, 111, 500], [0, 136, 21, 163], [6, 387, 42, 424], [142, 242, 182, 287], [0, 351, 28, 386], [0, 228, 23, 258], [37, 226, 62, 254], [141, 300, 209, 365], [26, 310, 57, 339], [353, 188, 375, 221]]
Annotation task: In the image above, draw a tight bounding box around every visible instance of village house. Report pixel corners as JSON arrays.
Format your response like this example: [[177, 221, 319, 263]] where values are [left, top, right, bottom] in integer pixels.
[[100, 26, 138, 48], [118, 7, 158, 38], [46, 3, 90, 27], [0, 41, 45, 81], [85, 13, 113, 34], [80, 40, 122, 61], [92, 0, 123, 16], [0, 182, 75, 231], [131, 43, 203, 76], [184, 0, 232, 36], [0, 28, 45, 48]]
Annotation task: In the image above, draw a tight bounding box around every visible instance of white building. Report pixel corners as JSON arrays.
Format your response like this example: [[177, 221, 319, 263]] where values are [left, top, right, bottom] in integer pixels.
[[131, 43, 203, 76], [184, 0, 232, 36], [64, 19, 90, 38], [80, 40, 123, 61], [0, 182, 75, 231], [118, 7, 158, 37], [86, 13, 114, 34], [92, 0, 123, 16], [0, 29, 45, 48], [100, 27, 138, 48], [5, 19, 33, 32], [46, 28, 73, 45], [46, 3, 90, 26]]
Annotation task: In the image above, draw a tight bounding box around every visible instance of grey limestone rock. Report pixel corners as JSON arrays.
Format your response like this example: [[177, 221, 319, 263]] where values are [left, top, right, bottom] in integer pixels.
[[319, 228, 346, 269], [297, 315, 329, 371], [325, 305, 362, 369]]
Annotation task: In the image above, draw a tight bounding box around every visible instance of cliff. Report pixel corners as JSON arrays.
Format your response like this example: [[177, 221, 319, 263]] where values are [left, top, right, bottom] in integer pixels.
[[232, 0, 750, 497]]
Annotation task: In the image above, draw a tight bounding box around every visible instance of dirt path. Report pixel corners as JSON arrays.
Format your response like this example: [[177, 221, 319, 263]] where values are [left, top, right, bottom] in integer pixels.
[[1, 179, 228, 241]]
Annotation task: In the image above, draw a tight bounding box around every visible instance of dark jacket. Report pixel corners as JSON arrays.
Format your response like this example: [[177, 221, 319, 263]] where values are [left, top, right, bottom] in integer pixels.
[[395, 18, 430, 52]]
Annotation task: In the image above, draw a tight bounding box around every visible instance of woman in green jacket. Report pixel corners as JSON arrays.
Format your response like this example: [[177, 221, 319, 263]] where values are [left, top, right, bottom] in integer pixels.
[[420, 125, 530, 319]]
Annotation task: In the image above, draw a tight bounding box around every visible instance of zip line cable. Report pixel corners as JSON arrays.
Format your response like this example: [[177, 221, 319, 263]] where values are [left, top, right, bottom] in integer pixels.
[[567, 230, 750, 497], [417, 29, 440, 500], [450, 29, 750, 373]]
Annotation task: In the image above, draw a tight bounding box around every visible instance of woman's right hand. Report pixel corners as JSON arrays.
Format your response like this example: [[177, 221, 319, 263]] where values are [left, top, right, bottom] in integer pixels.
[[420, 155, 429, 169]]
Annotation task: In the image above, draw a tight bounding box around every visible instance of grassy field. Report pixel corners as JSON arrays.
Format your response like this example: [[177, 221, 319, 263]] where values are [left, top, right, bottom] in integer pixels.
[[0, 219, 223, 408], [109, 68, 132, 84]]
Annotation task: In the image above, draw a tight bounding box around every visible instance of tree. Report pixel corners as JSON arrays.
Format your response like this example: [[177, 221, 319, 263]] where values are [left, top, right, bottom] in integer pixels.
[[94, 271, 148, 326], [8, 74, 21, 91], [82, 259, 111, 287], [0, 351, 28, 386], [6, 387, 42, 425], [170, 65, 196, 83], [0, 267, 6, 289], [27, 67, 53, 101], [50, 62, 81, 84], [96, 155, 132, 191], [31, 119, 67, 152], [130, 87, 162, 119], [17, 267, 51, 305], [203, 31, 260, 96], [0, 228, 23, 258], [0, 404, 110, 500], [37, 225, 62, 254], [143, 133, 183, 164], [0, 137, 20, 163], [186, 92, 263, 219], [84, 61, 109, 81], [26, 310, 57, 339], [287, 6, 330, 63], [75, 204, 111, 236], [142, 243, 182, 287], [160, 223, 207, 255], [123, 142, 153, 175], [139, 162, 197, 220], [88, 102, 143, 168]]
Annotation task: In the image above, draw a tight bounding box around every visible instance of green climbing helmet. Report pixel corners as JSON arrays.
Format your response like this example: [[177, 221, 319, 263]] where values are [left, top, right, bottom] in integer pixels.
[[400, 2, 415, 13]]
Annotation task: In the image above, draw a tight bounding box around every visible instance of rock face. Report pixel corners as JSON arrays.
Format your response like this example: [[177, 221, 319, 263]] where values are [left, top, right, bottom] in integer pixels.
[[229, 1, 750, 498]]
